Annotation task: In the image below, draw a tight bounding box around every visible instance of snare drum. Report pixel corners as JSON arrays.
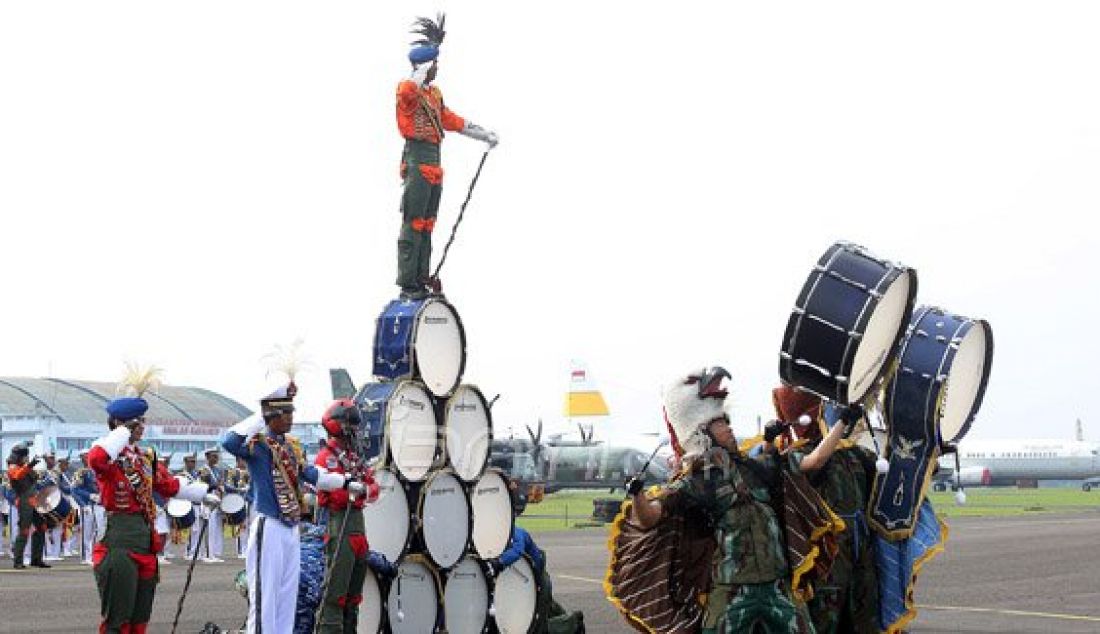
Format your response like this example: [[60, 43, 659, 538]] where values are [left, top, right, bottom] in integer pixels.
[[444, 385, 493, 482], [780, 241, 917, 405], [374, 296, 467, 398], [493, 556, 541, 634], [388, 555, 443, 634], [356, 380, 441, 482], [444, 556, 492, 634], [887, 305, 993, 449], [362, 467, 413, 564], [415, 468, 471, 569], [34, 486, 73, 528], [220, 493, 248, 526], [166, 498, 196, 530], [469, 469, 514, 559]]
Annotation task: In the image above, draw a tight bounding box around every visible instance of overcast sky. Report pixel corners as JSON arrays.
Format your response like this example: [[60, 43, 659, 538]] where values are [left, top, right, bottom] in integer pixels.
[[2, 2, 1097, 447]]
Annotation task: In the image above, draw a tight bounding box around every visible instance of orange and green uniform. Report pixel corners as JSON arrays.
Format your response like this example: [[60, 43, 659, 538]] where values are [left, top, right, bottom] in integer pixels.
[[394, 79, 467, 292], [88, 439, 183, 634], [7, 462, 46, 565]]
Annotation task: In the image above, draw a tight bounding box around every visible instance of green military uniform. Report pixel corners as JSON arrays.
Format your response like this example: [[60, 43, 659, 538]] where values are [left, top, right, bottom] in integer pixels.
[[663, 449, 812, 634], [7, 457, 47, 567], [397, 139, 443, 293], [796, 444, 879, 634], [320, 508, 371, 633]]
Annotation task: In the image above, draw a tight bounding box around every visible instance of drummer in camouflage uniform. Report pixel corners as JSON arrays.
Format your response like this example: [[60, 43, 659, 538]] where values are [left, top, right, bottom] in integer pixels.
[[774, 386, 879, 634], [631, 368, 856, 634]]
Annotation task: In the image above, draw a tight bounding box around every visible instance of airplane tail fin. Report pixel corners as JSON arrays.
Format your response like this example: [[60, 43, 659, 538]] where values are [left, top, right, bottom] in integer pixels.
[[1076, 418, 1084, 442], [329, 368, 357, 400]]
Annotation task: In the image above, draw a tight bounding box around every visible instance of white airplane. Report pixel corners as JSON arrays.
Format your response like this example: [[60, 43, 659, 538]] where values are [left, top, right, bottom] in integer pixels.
[[936, 420, 1100, 489]]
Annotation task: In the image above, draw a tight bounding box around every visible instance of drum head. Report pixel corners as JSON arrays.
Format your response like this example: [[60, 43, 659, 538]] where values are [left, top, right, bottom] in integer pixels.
[[470, 470, 514, 559], [388, 558, 441, 634], [445, 557, 491, 634], [362, 468, 411, 563], [221, 493, 246, 514], [388, 381, 440, 482], [421, 470, 471, 569], [358, 569, 384, 633], [849, 269, 913, 404], [939, 320, 992, 445], [38, 487, 61, 512], [414, 299, 466, 398], [445, 386, 492, 482], [494, 557, 538, 634]]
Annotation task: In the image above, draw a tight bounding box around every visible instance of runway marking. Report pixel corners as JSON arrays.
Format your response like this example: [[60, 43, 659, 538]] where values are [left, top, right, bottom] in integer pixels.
[[557, 574, 604, 586], [917, 604, 1100, 623]]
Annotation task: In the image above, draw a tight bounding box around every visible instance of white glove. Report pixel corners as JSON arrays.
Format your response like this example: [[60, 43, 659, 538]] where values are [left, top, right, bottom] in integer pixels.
[[460, 121, 498, 148], [90, 493, 101, 504], [228, 414, 265, 439], [203, 493, 222, 507], [348, 481, 366, 496], [411, 62, 432, 87]]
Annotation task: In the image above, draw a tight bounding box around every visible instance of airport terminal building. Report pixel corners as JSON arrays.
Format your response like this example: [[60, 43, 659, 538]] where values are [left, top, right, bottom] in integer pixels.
[[0, 376, 253, 468]]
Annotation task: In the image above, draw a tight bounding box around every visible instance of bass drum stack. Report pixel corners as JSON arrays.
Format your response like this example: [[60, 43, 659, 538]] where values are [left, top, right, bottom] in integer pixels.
[[358, 294, 524, 633]]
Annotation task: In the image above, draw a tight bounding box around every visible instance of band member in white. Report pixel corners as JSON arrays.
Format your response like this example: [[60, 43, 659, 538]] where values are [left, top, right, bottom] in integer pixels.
[[223, 384, 366, 634], [198, 447, 227, 562]]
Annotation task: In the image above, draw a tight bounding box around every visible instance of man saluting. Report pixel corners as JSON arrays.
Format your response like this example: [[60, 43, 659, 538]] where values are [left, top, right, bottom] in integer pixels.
[[224, 384, 367, 634]]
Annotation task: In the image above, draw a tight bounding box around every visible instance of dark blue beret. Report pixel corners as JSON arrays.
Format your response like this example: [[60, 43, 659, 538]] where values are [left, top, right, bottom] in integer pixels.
[[106, 397, 148, 421], [409, 45, 439, 64]]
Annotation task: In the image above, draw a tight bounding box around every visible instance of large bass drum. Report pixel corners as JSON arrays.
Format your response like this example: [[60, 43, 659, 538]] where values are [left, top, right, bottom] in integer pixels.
[[388, 555, 443, 634], [444, 556, 493, 634], [357, 568, 386, 633], [780, 241, 917, 405], [444, 385, 493, 483], [469, 469, 514, 559], [373, 296, 467, 398], [356, 380, 441, 482], [361, 467, 413, 564], [493, 555, 541, 634], [415, 468, 471, 570]]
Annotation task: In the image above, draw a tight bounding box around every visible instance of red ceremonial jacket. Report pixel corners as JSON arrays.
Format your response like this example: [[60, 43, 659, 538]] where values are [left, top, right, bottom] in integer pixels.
[[315, 440, 379, 511], [88, 445, 179, 518]]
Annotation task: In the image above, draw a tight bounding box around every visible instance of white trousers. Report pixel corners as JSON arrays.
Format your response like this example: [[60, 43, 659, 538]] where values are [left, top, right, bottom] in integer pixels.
[[206, 510, 224, 559], [46, 525, 63, 558], [81, 506, 105, 562], [187, 505, 203, 557], [246, 515, 300, 634]]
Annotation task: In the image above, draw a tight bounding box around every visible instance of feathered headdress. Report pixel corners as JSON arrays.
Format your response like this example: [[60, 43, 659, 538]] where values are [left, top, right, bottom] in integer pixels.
[[409, 13, 446, 64], [117, 361, 164, 398], [262, 338, 310, 387]]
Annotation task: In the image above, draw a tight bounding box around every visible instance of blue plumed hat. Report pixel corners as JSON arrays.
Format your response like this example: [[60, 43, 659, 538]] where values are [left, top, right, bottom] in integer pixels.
[[106, 397, 149, 422], [408, 13, 445, 65]]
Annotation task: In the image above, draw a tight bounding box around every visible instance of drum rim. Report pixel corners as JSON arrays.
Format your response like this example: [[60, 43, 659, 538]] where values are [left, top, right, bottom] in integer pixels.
[[383, 379, 442, 482], [410, 296, 468, 399], [363, 465, 415, 563], [779, 242, 917, 405], [443, 555, 493, 634], [416, 467, 472, 570], [389, 553, 444, 631], [469, 468, 516, 560], [444, 384, 494, 483], [885, 305, 994, 449]]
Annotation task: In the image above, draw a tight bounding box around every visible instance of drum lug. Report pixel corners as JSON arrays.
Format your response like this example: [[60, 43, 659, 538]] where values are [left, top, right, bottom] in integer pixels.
[[914, 329, 929, 338], [935, 335, 948, 343]]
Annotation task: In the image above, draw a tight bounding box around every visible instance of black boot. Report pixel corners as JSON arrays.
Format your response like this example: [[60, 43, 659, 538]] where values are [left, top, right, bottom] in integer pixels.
[[13, 561, 26, 570], [31, 560, 51, 568]]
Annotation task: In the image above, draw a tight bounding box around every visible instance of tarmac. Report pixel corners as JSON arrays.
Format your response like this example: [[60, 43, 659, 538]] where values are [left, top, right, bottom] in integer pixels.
[[1, 512, 1098, 633]]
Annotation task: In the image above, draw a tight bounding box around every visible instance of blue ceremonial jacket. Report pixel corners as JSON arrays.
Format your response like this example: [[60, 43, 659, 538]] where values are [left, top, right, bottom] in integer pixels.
[[73, 469, 97, 505], [499, 526, 545, 573], [223, 430, 321, 527]]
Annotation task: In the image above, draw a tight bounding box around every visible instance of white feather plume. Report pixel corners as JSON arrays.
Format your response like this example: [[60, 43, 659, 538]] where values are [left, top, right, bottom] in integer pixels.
[[262, 338, 312, 383], [117, 361, 164, 398]]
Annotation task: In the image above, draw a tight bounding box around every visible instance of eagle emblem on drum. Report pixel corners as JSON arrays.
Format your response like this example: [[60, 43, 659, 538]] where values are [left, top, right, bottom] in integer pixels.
[[892, 437, 925, 460]]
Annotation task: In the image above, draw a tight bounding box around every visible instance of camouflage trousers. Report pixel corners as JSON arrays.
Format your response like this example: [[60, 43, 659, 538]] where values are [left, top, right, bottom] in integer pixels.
[[807, 535, 878, 634], [703, 581, 814, 634]]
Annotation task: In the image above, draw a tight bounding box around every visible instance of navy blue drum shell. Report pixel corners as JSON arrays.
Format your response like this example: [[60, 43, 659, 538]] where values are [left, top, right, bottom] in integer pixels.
[[355, 381, 400, 463], [373, 299, 421, 381]]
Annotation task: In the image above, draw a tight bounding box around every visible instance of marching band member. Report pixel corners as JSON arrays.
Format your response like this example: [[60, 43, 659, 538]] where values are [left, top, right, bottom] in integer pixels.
[[154, 454, 174, 564], [395, 12, 498, 299], [179, 453, 204, 559], [198, 447, 228, 563], [57, 453, 80, 558], [89, 382, 214, 634], [74, 450, 103, 565], [44, 450, 65, 561], [226, 456, 251, 559], [223, 384, 366, 634], [629, 368, 853, 634], [774, 386, 880, 634], [6, 445, 48, 569], [314, 399, 380, 633], [1, 471, 14, 559]]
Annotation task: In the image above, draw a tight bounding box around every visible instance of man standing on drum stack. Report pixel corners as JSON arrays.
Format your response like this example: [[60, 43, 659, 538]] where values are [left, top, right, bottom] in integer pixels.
[[223, 384, 368, 634], [773, 386, 879, 634], [314, 399, 380, 633], [395, 13, 499, 299], [198, 447, 228, 563], [6, 444, 49, 569], [88, 383, 215, 633], [630, 368, 855, 634]]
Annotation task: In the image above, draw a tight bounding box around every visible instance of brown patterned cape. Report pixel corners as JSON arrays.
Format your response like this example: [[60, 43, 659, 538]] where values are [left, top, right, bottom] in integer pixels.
[[780, 467, 846, 602], [605, 493, 716, 634]]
